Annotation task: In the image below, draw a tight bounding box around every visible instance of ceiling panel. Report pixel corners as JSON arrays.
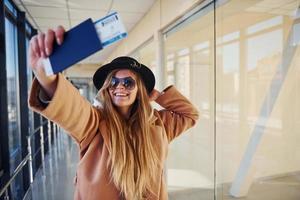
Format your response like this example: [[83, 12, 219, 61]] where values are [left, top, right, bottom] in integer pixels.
[[35, 18, 70, 29], [124, 23, 136, 32], [281, 1, 300, 10], [16, 0, 67, 8], [69, 9, 107, 21], [112, 0, 155, 13], [117, 11, 144, 24], [67, 0, 111, 10], [26, 6, 68, 18], [255, 0, 294, 9], [14, 0, 157, 64]]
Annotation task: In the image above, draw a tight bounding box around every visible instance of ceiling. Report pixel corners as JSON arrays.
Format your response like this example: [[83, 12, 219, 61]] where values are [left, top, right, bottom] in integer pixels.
[[14, 0, 157, 65]]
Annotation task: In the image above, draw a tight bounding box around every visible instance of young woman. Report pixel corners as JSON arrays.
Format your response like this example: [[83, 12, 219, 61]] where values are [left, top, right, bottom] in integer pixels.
[[28, 26, 199, 200]]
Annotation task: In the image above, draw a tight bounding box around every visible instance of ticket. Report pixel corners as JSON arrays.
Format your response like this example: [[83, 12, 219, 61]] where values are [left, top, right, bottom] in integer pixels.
[[94, 12, 127, 47], [43, 12, 127, 76]]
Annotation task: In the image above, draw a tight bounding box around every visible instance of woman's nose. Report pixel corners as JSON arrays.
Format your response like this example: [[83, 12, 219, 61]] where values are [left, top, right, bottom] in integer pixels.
[[115, 82, 125, 89]]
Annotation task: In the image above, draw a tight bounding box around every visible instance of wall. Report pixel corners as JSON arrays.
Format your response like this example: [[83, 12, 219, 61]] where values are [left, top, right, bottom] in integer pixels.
[[106, 0, 203, 62]]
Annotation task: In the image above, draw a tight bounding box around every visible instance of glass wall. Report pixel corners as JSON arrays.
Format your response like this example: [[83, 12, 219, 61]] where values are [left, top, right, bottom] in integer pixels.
[[5, 16, 23, 199], [26, 37, 37, 175], [216, 0, 300, 199], [1, 0, 41, 198], [130, 39, 157, 78], [26, 38, 34, 136], [0, 149, 2, 180], [68, 77, 96, 103], [161, 0, 300, 199], [163, 2, 215, 199]]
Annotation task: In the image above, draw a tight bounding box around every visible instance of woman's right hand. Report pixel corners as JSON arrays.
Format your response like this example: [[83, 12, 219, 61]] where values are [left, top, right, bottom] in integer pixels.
[[28, 26, 65, 98]]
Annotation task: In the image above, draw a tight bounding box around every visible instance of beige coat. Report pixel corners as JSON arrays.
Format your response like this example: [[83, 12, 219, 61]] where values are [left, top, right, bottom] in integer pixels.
[[29, 74, 199, 200]]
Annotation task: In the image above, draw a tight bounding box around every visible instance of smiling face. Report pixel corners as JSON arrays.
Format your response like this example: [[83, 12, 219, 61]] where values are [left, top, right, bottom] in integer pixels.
[[108, 69, 138, 116]]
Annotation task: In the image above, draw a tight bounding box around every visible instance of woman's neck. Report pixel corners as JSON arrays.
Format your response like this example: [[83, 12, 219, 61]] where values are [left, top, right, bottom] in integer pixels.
[[117, 106, 131, 119]]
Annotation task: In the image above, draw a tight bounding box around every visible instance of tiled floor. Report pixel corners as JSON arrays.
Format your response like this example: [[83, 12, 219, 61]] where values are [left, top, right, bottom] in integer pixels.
[[24, 132, 300, 200]]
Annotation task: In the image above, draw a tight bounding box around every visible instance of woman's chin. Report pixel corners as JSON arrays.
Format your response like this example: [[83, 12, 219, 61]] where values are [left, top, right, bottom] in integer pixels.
[[113, 101, 132, 108]]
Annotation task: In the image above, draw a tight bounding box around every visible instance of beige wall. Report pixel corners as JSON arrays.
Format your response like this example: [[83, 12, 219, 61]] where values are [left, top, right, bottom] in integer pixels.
[[106, 0, 204, 62], [65, 63, 99, 78]]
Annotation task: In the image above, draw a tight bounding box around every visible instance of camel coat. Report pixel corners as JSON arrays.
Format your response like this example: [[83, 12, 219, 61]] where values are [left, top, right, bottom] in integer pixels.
[[28, 74, 199, 200]]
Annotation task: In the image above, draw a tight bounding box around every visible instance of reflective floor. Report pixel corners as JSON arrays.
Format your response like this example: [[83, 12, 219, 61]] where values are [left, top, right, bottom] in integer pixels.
[[24, 132, 79, 200], [23, 131, 300, 200], [220, 173, 300, 200]]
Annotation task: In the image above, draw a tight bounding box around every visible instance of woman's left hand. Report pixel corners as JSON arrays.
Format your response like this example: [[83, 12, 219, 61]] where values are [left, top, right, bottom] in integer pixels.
[[149, 89, 162, 101]]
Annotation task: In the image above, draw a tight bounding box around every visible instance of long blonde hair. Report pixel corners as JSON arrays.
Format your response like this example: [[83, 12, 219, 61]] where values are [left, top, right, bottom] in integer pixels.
[[97, 69, 160, 199]]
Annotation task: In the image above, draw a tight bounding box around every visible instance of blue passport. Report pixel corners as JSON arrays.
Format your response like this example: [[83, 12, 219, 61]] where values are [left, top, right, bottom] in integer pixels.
[[43, 12, 127, 76]]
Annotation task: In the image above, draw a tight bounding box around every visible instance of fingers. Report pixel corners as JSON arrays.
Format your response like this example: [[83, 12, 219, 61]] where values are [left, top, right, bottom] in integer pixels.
[[37, 32, 46, 58], [45, 29, 55, 56], [55, 25, 65, 45], [30, 35, 41, 57], [149, 89, 161, 101], [29, 25, 65, 58]]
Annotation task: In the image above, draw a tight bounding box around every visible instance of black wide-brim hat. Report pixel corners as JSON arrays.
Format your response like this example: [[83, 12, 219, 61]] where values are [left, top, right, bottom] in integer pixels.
[[93, 56, 155, 94]]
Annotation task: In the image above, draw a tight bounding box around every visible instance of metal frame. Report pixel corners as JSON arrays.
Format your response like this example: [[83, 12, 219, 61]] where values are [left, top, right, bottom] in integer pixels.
[[0, 0, 10, 190], [17, 9, 30, 193], [4, 2, 24, 198], [33, 112, 41, 175], [0, 121, 58, 199], [0, 0, 54, 199]]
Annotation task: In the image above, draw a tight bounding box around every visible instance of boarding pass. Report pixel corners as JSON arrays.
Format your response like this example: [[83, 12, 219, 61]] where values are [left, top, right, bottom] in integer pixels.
[[94, 12, 127, 47]]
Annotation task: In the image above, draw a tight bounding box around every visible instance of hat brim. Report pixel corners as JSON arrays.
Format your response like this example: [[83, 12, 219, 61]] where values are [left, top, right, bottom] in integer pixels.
[[93, 62, 155, 94]]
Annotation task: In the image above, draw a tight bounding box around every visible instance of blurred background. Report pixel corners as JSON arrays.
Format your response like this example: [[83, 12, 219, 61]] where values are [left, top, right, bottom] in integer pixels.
[[1, 0, 300, 199]]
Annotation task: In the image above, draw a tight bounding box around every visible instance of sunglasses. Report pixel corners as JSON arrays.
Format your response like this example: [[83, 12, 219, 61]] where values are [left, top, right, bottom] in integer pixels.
[[109, 77, 136, 90]]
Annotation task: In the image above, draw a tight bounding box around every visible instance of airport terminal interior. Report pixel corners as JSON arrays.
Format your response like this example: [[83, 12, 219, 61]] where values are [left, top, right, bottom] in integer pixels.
[[1, 0, 300, 199]]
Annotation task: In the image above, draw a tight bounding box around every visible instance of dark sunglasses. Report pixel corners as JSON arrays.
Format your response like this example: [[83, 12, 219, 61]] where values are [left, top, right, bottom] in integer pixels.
[[109, 77, 136, 90]]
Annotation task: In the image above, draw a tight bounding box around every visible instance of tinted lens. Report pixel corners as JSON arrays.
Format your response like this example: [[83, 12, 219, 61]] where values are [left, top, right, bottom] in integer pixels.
[[110, 77, 120, 89], [123, 77, 135, 90], [110, 77, 136, 90]]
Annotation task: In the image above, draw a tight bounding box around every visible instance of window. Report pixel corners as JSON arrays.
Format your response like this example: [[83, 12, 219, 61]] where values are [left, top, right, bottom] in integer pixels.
[[216, 0, 300, 199], [26, 38, 35, 136], [130, 39, 157, 78], [5, 17, 24, 199], [0, 148, 3, 179], [163, 2, 215, 199], [4, 0, 17, 17]]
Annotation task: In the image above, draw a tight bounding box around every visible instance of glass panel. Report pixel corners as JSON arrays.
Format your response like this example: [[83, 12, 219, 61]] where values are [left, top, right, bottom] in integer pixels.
[[79, 85, 89, 98], [5, 18, 23, 199], [68, 78, 95, 102], [164, 2, 215, 199], [129, 39, 157, 78], [216, 0, 300, 199], [26, 38, 34, 135], [0, 148, 2, 178], [25, 22, 32, 36], [4, 0, 17, 17], [26, 38, 36, 172]]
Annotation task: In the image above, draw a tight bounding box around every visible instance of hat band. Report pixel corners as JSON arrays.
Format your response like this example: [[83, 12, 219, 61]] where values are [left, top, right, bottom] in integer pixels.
[[130, 61, 141, 68]]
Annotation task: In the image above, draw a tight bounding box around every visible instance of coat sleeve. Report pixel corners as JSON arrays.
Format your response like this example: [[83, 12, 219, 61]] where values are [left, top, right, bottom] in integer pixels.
[[28, 73, 100, 150], [155, 86, 199, 143]]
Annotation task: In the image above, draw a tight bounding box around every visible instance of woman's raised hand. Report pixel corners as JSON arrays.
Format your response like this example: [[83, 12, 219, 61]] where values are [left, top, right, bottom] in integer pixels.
[[149, 89, 162, 102], [28, 26, 65, 98]]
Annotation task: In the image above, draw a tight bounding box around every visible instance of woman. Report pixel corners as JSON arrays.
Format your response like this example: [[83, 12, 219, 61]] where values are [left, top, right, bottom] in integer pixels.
[[28, 26, 199, 200]]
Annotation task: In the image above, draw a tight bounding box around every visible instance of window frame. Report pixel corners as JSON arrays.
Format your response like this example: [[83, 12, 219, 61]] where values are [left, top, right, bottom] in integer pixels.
[[0, 0, 38, 197]]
